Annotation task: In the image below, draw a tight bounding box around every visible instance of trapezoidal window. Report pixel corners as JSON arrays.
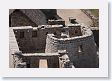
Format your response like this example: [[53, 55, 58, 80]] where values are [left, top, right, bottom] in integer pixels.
[[53, 32, 57, 35], [61, 30, 65, 32], [46, 32, 48, 35], [20, 31, 24, 38], [78, 45, 83, 53], [75, 30, 78, 33], [32, 31, 37, 37]]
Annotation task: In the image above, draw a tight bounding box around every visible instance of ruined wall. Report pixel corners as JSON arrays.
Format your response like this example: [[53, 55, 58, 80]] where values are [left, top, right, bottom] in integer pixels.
[[13, 25, 63, 53], [23, 55, 59, 68], [67, 24, 82, 37], [48, 19, 65, 26], [12, 25, 98, 68], [12, 24, 82, 53], [13, 27, 34, 53], [45, 27, 98, 68]]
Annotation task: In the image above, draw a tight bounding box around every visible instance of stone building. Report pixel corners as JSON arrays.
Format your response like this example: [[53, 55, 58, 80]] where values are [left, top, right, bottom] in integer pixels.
[[9, 9, 99, 68], [45, 24, 98, 68]]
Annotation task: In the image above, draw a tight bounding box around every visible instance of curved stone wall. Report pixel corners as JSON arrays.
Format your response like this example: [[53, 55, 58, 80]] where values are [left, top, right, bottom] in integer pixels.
[[45, 26, 98, 68]]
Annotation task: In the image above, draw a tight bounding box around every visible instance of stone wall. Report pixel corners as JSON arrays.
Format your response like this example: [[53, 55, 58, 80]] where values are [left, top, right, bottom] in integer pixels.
[[45, 26, 98, 68], [91, 27, 99, 47], [12, 25, 63, 53], [12, 24, 83, 53], [22, 55, 59, 68], [48, 19, 65, 26], [9, 9, 47, 27], [11, 24, 98, 68], [10, 10, 38, 27], [67, 24, 82, 37]]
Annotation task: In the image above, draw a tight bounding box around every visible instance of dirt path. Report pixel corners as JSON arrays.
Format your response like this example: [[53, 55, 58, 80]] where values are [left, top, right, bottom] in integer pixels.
[[57, 9, 93, 26]]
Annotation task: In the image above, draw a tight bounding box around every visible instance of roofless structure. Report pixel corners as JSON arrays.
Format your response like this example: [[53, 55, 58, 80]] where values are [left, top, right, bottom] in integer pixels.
[[9, 9, 99, 68]]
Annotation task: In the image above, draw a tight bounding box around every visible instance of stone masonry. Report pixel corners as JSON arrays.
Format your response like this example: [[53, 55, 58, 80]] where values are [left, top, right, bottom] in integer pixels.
[[9, 9, 99, 68], [10, 21, 98, 68]]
